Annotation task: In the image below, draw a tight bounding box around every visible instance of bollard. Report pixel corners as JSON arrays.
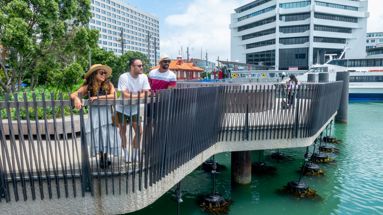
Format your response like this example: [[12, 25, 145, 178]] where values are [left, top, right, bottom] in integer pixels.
[[307, 73, 316, 83], [318, 73, 329, 83], [335, 71, 349, 123], [231, 151, 251, 184]]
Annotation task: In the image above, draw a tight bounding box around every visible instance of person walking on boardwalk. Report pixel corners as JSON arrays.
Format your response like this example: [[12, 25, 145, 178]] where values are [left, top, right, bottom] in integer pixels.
[[116, 58, 151, 162], [286, 74, 299, 106], [71, 64, 120, 169]]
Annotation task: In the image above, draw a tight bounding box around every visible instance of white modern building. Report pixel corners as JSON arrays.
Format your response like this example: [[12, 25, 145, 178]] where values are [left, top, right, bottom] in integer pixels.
[[230, 0, 368, 70], [366, 32, 383, 57], [89, 0, 160, 66]]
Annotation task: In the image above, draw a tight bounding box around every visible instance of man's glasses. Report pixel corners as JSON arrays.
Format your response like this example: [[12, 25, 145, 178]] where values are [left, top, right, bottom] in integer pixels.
[[98, 71, 108, 76], [134, 64, 143, 68]]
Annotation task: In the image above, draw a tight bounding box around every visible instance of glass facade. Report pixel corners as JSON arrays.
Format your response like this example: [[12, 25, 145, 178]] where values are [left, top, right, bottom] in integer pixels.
[[280, 1, 311, 9], [314, 13, 358, 23], [246, 50, 275, 66], [280, 25, 310, 33], [279, 13, 310, 22], [238, 17, 276, 32], [238, 6, 276, 22], [280, 37, 309, 45], [314, 37, 346, 44], [242, 28, 275, 40], [246, 39, 275, 49], [279, 48, 309, 70], [316, 1, 358, 11], [314, 25, 352, 33]]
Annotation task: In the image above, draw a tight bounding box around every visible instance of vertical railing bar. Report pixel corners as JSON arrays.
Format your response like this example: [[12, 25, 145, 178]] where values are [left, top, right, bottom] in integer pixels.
[[23, 92, 41, 200], [32, 93, 49, 199], [5, 94, 22, 201], [51, 92, 67, 198], [13, 94, 32, 201], [0, 99, 12, 202], [67, 93, 79, 198], [142, 91, 149, 189], [42, 93, 60, 198], [58, 93, 72, 197], [136, 93, 142, 192]]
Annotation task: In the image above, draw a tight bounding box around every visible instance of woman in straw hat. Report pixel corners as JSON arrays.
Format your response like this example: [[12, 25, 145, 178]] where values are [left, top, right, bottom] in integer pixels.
[[71, 64, 121, 169]]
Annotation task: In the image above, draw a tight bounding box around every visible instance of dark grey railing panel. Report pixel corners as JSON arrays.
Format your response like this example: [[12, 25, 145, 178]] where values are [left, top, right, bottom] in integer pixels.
[[0, 82, 342, 202]]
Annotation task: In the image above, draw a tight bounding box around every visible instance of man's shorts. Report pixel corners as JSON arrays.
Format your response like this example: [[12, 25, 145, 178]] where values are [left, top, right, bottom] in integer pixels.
[[114, 112, 142, 125]]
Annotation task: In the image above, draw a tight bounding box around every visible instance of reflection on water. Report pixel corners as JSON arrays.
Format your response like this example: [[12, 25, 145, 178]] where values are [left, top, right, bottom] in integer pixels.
[[130, 103, 383, 215]]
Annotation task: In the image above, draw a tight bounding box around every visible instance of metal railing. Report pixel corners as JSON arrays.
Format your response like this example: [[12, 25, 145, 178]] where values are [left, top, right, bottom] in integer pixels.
[[0, 82, 342, 202]]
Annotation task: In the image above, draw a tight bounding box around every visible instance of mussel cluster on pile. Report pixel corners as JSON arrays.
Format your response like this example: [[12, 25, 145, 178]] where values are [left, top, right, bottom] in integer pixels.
[[302, 162, 324, 176], [319, 144, 339, 153], [198, 194, 231, 215], [322, 136, 342, 144], [279, 181, 319, 199], [311, 153, 334, 163]]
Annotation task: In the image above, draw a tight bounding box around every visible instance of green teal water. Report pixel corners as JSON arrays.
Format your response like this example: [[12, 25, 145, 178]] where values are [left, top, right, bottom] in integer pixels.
[[130, 102, 383, 215]]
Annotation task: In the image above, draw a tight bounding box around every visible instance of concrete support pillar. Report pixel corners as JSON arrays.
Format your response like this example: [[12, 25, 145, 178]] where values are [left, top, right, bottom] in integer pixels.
[[231, 151, 251, 184], [318, 73, 329, 83], [307, 73, 316, 83], [335, 71, 349, 123]]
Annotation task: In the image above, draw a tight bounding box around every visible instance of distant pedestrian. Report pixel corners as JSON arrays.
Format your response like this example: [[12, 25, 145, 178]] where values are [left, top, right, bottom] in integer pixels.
[[71, 64, 120, 169], [286, 74, 299, 106], [116, 58, 151, 162]]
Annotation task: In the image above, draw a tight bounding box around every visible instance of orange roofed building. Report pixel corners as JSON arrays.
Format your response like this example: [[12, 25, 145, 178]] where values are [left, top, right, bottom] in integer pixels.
[[151, 56, 204, 80]]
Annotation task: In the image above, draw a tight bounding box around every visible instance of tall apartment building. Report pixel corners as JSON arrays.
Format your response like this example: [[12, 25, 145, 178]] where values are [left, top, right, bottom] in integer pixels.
[[231, 0, 368, 70], [89, 0, 160, 66]]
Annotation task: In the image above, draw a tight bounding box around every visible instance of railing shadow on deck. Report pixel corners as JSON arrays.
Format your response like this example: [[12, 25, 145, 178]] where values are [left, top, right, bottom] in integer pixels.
[[0, 82, 343, 204]]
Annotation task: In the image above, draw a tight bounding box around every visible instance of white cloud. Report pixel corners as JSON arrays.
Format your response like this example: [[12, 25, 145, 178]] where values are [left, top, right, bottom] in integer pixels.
[[160, 0, 383, 64], [161, 0, 248, 63], [368, 0, 383, 32]]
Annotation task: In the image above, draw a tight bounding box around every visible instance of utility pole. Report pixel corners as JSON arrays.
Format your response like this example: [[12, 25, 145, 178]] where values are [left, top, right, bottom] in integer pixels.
[[120, 28, 125, 55], [205, 51, 208, 67], [147, 31, 152, 66], [154, 38, 157, 65], [186, 47, 190, 62]]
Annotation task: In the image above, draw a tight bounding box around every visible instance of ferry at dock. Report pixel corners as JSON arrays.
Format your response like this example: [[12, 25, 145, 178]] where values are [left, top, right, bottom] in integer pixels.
[[306, 57, 383, 101]]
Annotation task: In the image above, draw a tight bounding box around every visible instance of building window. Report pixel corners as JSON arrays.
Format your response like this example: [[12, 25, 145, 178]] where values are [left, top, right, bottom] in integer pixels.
[[314, 25, 352, 33], [246, 39, 275, 49], [280, 13, 310, 22], [238, 17, 276, 32], [242, 28, 275, 40], [314, 37, 346, 44], [246, 50, 275, 66], [316, 1, 358, 11], [235, 0, 272, 13], [237, 6, 276, 22], [280, 1, 311, 9], [314, 13, 358, 23], [279, 25, 310, 33], [279, 37, 309, 45]]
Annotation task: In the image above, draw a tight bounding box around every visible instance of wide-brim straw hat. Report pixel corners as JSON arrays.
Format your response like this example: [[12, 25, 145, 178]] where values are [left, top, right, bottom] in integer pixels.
[[84, 64, 112, 79], [159, 55, 171, 63]]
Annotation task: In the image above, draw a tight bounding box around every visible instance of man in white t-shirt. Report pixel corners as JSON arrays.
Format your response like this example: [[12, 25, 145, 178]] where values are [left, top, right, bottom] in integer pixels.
[[116, 58, 150, 162]]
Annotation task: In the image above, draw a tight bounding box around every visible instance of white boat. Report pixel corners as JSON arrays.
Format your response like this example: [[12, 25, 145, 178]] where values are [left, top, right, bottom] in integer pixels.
[[299, 52, 383, 101]]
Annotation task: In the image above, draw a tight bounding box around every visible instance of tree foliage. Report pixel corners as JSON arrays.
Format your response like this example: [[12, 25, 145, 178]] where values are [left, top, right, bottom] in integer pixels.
[[0, 0, 95, 93], [91, 49, 151, 85]]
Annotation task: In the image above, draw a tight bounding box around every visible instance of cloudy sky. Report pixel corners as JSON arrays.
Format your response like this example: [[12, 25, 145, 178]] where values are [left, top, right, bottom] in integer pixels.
[[125, 0, 383, 62]]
